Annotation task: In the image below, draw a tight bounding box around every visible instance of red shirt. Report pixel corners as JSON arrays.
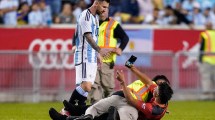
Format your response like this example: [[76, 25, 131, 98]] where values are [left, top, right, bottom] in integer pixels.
[[136, 84, 167, 120]]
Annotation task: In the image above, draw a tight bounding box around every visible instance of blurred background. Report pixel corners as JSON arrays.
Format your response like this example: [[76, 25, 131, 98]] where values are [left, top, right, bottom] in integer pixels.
[[0, 0, 215, 103]]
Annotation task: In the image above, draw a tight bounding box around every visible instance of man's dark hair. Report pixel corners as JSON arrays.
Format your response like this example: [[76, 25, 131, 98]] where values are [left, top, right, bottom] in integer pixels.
[[152, 75, 170, 84], [165, 5, 173, 10], [158, 82, 173, 104]]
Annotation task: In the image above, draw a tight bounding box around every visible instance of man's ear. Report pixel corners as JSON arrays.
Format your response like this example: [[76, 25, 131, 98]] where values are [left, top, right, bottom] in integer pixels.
[[94, 1, 99, 6]]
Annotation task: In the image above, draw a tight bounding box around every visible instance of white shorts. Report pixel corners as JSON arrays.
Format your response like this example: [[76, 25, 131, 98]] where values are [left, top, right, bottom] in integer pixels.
[[75, 62, 97, 85]]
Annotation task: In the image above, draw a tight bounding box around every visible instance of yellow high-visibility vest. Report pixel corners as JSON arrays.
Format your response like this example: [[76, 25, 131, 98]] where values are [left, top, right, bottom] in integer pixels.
[[127, 80, 157, 102], [201, 30, 215, 65], [98, 17, 119, 63]]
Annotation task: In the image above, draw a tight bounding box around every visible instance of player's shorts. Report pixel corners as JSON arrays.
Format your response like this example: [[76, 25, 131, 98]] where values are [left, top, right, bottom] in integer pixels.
[[75, 62, 97, 85]]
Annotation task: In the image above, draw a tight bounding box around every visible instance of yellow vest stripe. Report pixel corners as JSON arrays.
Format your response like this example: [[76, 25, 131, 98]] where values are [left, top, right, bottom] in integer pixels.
[[128, 80, 156, 102], [104, 18, 115, 47], [205, 31, 212, 52]]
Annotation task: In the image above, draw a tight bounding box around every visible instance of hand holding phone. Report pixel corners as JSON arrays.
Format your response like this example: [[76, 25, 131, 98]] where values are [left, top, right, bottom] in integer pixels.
[[125, 55, 137, 68]]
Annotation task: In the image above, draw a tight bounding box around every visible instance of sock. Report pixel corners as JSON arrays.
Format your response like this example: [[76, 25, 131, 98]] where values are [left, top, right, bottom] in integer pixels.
[[76, 86, 88, 97], [68, 86, 87, 105]]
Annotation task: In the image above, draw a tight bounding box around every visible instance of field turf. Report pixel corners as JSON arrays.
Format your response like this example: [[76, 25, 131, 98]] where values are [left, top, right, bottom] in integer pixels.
[[0, 101, 214, 120]]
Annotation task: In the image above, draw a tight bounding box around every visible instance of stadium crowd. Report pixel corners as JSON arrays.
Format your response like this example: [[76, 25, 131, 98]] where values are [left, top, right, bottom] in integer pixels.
[[0, 0, 215, 26]]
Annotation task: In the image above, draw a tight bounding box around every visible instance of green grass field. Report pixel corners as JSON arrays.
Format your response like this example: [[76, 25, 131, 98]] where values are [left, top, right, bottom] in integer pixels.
[[0, 101, 215, 120]]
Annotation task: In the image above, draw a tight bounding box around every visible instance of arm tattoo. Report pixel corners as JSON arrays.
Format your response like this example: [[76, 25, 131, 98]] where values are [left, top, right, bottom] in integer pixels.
[[84, 33, 100, 52]]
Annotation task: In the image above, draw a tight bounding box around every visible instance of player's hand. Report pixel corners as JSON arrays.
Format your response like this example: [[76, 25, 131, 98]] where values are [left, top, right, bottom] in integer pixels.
[[99, 48, 112, 60], [112, 48, 122, 56], [97, 54, 102, 69], [116, 70, 125, 84]]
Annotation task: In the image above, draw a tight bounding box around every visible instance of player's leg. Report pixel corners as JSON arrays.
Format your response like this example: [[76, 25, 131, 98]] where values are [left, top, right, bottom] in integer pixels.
[[69, 62, 97, 105], [69, 63, 88, 105]]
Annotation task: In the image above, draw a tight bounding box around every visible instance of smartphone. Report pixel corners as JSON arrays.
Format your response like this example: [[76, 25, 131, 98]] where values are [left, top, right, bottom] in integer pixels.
[[125, 55, 137, 68]]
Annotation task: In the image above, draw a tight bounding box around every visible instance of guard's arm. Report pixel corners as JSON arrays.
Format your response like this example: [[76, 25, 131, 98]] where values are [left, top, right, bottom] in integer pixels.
[[114, 24, 129, 51], [199, 36, 205, 63]]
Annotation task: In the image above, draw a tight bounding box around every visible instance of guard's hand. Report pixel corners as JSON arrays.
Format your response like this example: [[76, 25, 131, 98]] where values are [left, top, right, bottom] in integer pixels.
[[99, 48, 112, 60], [112, 48, 122, 56]]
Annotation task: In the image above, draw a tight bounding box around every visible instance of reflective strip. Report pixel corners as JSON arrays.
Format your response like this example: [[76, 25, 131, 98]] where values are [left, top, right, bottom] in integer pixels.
[[104, 18, 115, 47], [130, 86, 149, 101], [205, 31, 212, 52], [137, 85, 148, 93]]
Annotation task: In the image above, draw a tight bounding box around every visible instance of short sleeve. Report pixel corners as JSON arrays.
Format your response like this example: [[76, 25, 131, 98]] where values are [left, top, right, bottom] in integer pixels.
[[80, 14, 92, 35]]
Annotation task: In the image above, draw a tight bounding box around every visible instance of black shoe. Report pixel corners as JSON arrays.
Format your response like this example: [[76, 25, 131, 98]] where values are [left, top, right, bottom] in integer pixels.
[[63, 100, 89, 116], [63, 100, 75, 111], [107, 106, 119, 120], [74, 114, 93, 120], [49, 108, 67, 120]]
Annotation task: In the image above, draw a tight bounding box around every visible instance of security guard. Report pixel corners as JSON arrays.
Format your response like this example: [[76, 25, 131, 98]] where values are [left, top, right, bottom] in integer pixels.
[[88, 9, 129, 104], [199, 22, 215, 100]]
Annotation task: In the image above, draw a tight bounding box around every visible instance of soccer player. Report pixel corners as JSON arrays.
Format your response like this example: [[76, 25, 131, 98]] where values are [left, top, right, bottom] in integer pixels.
[[71, 6, 129, 104], [69, 0, 111, 107]]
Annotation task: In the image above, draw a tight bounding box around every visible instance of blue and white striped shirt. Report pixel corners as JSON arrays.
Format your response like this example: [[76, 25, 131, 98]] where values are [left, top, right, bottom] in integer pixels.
[[74, 9, 99, 65]]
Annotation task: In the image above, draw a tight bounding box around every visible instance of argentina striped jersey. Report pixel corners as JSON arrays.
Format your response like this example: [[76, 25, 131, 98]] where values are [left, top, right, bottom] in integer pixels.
[[74, 9, 99, 65]]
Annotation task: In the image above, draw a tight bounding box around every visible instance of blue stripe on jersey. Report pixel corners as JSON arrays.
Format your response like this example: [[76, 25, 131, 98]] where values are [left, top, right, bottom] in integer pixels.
[[82, 62, 86, 78], [85, 10, 90, 21], [87, 44, 92, 62], [94, 52, 97, 63], [87, 18, 94, 63], [75, 34, 80, 64]]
